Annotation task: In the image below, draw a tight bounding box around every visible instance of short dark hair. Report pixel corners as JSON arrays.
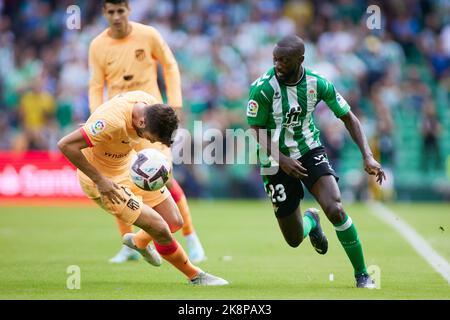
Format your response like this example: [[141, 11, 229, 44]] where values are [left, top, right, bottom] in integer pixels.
[[144, 104, 179, 147], [276, 35, 305, 56], [103, 0, 129, 7]]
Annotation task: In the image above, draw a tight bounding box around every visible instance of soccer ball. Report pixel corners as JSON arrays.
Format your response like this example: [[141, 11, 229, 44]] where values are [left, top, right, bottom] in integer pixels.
[[130, 148, 171, 191]]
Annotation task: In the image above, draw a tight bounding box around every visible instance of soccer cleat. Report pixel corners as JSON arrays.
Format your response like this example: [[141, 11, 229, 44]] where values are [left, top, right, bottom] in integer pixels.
[[108, 244, 140, 263], [190, 271, 229, 286], [185, 232, 207, 264], [305, 208, 328, 255], [356, 274, 377, 289], [122, 233, 162, 267]]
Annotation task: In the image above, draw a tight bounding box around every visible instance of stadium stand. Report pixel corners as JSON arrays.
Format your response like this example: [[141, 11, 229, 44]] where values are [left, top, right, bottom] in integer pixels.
[[0, 0, 449, 200]]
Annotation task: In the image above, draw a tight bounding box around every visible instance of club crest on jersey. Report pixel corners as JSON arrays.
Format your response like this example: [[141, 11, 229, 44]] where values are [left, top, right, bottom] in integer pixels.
[[135, 49, 145, 61], [89, 120, 106, 135], [247, 100, 259, 117], [283, 106, 302, 128], [307, 88, 317, 100]]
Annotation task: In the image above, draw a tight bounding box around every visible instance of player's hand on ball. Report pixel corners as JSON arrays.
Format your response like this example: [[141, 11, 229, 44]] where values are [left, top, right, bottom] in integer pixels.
[[96, 177, 125, 204], [279, 155, 308, 179], [363, 156, 386, 185]]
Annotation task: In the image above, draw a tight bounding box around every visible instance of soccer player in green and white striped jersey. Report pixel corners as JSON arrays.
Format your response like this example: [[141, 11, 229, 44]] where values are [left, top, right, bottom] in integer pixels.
[[247, 35, 386, 289]]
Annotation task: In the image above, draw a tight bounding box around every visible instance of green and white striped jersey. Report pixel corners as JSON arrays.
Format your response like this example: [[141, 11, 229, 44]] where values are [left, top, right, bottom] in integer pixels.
[[247, 67, 350, 163]]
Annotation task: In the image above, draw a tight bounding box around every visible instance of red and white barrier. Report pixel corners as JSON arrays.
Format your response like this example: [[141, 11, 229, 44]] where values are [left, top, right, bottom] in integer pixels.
[[0, 152, 84, 199]]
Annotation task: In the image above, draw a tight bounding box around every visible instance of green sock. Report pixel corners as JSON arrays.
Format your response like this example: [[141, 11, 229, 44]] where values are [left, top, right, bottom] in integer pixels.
[[302, 214, 316, 239], [334, 214, 367, 277]]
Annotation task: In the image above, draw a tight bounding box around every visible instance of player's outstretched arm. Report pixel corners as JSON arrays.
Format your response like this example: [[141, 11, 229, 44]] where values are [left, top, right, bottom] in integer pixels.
[[339, 111, 386, 185], [57, 130, 125, 204]]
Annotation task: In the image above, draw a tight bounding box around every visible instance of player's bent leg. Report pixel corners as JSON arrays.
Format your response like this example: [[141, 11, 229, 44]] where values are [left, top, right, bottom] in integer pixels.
[[264, 169, 319, 248], [310, 175, 374, 287], [133, 203, 174, 245], [276, 208, 304, 247], [152, 192, 184, 233], [276, 207, 326, 250], [76, 170, 139, 263], [310, 175, 346, 225], [134, 203, 228, 285], [127, 185, 186, 262], [167, 178, 206, 263]]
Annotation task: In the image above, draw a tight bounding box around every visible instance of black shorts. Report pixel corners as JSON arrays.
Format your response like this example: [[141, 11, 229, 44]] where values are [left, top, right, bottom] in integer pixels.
[[262, 146, 339, 218]]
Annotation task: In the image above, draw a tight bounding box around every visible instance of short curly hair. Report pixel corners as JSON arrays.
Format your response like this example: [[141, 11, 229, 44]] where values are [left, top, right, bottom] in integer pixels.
[[144, 104, 179, 147]]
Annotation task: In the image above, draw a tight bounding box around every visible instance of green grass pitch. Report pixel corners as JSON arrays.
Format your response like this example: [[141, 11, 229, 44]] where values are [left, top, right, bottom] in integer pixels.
[[0, 200, 448, 299]]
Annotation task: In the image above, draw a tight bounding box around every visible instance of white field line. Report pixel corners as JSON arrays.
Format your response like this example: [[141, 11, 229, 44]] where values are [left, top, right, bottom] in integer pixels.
[[368, 201, 450, 285]]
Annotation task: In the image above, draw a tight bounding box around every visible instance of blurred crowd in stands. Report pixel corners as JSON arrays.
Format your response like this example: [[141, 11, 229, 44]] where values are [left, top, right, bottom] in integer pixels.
[[0, 0, 449, 198]]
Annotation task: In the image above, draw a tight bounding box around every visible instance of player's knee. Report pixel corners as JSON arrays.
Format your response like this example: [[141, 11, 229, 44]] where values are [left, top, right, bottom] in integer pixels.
[[150, 223, 172, 243], [285, 235, 303, 248], [169, 216, 183, 233], [324, 202, 345, 225]]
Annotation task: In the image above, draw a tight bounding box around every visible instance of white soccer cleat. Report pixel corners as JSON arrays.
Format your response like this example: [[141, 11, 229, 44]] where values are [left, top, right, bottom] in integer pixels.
[[122, 233, 162, 267], [185, 232, 207, 263], [108, 244, 140, 263], [190, 271, 229, 286]]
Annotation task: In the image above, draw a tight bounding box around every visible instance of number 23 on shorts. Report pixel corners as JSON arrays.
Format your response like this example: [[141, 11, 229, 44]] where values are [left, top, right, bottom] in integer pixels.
[[267, 184, 287, 203]]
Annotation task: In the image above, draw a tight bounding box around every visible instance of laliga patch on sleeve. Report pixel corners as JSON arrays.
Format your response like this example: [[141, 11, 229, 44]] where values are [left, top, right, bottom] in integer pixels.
[[247, 100, 259, 117], [89, 120, 106, 135], [336, 92, 347, 107]]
